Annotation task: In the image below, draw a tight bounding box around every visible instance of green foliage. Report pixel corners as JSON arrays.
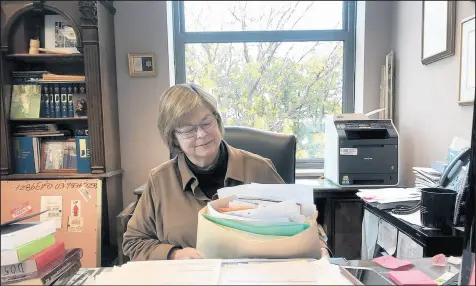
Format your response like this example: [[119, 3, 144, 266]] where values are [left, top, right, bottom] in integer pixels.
[[184, 3, 344, 159]]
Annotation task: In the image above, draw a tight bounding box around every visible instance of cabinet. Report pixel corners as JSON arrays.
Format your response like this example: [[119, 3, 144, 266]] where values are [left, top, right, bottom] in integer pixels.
[[0, 0, 122, 266]]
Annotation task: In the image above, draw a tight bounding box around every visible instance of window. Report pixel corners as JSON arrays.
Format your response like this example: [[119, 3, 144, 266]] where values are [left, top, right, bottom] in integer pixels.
[[173, 1, 356, 169]]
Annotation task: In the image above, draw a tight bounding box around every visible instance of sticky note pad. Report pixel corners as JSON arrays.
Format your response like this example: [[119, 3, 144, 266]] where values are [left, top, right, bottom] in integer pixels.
[[387, 270, 437, 286], [373, 255, 413, 269]]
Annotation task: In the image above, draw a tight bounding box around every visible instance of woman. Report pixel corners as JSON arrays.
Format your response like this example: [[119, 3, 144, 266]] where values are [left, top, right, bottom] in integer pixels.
[[123, 83, 285, 261]]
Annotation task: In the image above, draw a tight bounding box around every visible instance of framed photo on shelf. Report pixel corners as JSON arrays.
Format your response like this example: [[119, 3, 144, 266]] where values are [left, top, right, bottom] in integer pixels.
[[458, 15, 475, 105], [421, 1, 456, 65], [128, 53, 156, 76], [44, 15, 80, 54], [40, 139, 77, 173]]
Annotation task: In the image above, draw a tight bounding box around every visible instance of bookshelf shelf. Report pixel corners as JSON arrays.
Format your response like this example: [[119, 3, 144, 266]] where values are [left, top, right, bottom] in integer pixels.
[[10, 117, 88, 122], [4, 53, 84, 64], [1, 169, 123, 181]]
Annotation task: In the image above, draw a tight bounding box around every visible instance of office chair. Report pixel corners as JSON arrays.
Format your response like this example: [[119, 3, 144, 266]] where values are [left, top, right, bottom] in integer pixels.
[[222, 126, 297, 184]]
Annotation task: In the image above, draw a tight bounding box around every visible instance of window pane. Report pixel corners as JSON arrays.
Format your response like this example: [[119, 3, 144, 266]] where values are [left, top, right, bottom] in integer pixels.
[[184, 1, 343, 32], [185, 41, 343, 159]]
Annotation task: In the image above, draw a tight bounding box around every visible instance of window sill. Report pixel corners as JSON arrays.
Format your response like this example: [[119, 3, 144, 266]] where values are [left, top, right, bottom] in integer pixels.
[[295, 168, 324, 179]]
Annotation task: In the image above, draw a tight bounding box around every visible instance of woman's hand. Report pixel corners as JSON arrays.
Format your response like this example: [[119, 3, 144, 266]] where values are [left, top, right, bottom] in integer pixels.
[[169, 247, 203, 260]]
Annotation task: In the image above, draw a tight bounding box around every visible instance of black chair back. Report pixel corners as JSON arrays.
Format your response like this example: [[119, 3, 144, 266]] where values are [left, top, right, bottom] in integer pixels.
[[171, 126, 297, 183]]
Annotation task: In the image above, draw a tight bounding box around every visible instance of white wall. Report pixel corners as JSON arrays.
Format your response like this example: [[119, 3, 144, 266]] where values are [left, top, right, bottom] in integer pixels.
[[392, 1, 474, 186], [115, 1, 174, 205]]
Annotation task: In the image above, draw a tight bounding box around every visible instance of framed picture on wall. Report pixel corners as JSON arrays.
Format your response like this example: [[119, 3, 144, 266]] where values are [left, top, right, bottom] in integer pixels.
[[421, 1, 456, 65], [458, 15, 475, 105], [128, 53, 157, 76]]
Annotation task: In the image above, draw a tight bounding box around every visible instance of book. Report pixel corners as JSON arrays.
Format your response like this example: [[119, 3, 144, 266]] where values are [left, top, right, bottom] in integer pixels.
[[1, 220, 56, 251], [50, 260, 81, 285], [60, 84, 68, 118], [67, 85, 74, 118], [41, 85, 49, 118], [10, 85, 42, 119], [1, 242, 65, 279], [4, 248, 83, 285], [1, 234, 55, 266], [48, 85, 55, 118], [75, 136, 91, 173], [53, 84, 61, 119], [13, 137, 40, 174]]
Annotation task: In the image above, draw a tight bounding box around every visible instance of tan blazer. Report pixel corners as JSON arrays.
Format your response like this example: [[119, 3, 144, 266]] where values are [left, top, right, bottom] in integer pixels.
[[123, 141, 285, 261]]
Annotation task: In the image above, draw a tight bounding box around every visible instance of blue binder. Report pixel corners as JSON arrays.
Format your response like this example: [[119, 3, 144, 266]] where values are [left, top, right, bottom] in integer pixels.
[[13, 137, 39, 174], [76, 136, 91, 173]]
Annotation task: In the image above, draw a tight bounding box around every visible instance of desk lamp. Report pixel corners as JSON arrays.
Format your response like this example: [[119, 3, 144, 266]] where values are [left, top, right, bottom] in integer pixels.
[[459, 95, 475, 285]]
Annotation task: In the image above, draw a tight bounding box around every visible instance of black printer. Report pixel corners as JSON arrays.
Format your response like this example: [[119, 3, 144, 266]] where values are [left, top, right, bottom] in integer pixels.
[[324, 114, 399, 187]]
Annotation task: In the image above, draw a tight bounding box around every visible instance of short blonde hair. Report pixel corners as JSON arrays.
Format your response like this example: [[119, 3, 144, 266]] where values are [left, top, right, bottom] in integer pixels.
[[157, 83, 225, 153]]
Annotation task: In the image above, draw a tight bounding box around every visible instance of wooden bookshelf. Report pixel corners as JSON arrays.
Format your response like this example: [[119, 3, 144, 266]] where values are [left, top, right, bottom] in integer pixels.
[[1, 1, 121, 267], [1, 169, 123, 180], [10, 117, 88, 122], [4, 53, 84, 64]]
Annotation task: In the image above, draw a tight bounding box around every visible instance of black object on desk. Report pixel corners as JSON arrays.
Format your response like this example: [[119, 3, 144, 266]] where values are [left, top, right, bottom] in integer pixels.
[[364, 201, 465, 257]]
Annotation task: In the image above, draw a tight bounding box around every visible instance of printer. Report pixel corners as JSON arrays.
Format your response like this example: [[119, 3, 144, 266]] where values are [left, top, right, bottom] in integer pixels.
[[324, 113, 399, 187]]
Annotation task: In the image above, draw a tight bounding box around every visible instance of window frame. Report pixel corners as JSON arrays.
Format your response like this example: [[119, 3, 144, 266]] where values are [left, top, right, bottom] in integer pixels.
[[172, 1, 356, 169]]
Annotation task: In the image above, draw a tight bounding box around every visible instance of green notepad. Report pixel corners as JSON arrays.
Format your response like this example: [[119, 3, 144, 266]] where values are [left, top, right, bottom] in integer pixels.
[[1, 233, 55, 265], [203, 214, 310, 236]]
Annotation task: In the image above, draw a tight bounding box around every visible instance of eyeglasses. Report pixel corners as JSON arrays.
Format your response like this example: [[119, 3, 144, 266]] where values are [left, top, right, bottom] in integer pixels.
[[175, 114, 218, 139]]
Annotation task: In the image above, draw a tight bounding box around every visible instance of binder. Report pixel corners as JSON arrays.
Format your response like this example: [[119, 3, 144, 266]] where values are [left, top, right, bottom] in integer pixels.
[[75, 136, 91, 173]]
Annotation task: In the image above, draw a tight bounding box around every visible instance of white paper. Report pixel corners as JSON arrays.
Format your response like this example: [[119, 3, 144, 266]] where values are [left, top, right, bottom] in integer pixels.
[[396, 231, 424, 259], [218, 184, 314, 205], [218, 184, 315, 217], [92, 260, 222, 285], [357, 188, 421, 203], [376, 219, 398, 255], [361, 210, 380, 259], [226, 200, 302, 221], [207, 196, 291, 223], [219, 260, 352, 285], [40, 196, 63, 229]]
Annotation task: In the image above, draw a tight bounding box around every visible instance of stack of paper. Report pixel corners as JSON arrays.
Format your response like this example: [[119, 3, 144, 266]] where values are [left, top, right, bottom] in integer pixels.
[[88, 259, 354, 285], [357, 188, 421, 209], [204, 184, 316, 237], [412, 167, 442, 189]]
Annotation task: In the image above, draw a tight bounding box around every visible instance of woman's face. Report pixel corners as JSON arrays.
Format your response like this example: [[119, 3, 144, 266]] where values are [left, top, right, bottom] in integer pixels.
[[175, 105, 222, 166]]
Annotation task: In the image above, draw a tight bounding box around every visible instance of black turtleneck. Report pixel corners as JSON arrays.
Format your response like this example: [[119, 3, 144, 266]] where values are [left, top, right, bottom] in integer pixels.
[[185, 141, 228, 200]]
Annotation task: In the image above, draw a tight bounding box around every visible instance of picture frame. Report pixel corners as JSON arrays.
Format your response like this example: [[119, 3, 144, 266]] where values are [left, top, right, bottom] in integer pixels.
[[384, 51, 395, 121], [44, 15, 80, 54], [421, 1, 456, 65], [128, 53, 157, 76], [40, 139, 77, 173], [458, 15, 475, 105]]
